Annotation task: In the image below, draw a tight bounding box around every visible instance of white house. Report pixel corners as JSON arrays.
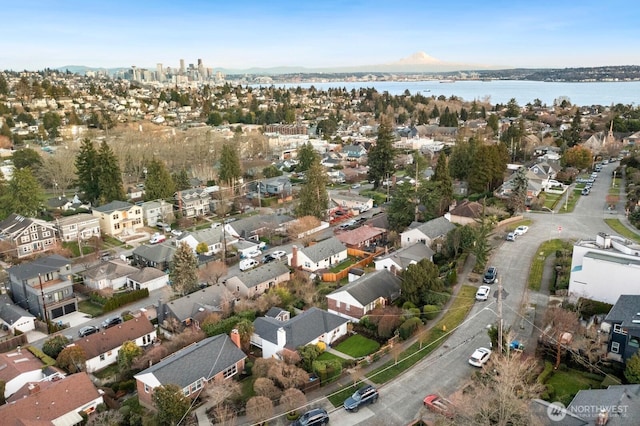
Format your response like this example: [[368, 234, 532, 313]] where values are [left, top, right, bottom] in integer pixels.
[[82, 260, 139, 291], [400, 217, 456, 249], [289, 237, 348, 272], [251, 307, 349, 359], [0, 348, 45, 399], [71, 317, 155, 373], [568, 233, 640, 305], [0, 294, 35, 333], [374, 243, 434, 273], [126, 267, 169, 292]]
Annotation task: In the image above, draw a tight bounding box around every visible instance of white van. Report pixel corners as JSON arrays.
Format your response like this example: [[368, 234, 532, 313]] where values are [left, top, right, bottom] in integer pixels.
[[239, 259, 259, 271]]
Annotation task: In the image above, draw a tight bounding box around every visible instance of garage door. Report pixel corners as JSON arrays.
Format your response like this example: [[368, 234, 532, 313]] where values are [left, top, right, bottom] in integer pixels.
[[63, 302, 77, 315], [51, 307, 63, 319]]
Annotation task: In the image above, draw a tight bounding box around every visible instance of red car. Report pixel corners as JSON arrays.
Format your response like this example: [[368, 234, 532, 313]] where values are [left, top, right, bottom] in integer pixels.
[[423, 394, 455, 419]]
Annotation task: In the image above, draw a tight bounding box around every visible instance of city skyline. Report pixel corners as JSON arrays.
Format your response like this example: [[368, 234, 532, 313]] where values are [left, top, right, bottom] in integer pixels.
[[2, 0, 639, 72]]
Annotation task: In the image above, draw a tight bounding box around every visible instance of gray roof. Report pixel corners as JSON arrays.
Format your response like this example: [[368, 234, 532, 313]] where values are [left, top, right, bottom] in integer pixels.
[[7, 255, 71, 281], [162, 284, 233, 322], [253, 307, 348, 350], [133, 243, 176, 263], [408, 216, 456, 239], [376, 243, 434, 269], [82, 260, 139, 280], [56, 213, 98, 227], [228, 214, 293, 238], [182, 227, 225, 245], [234, 262, 290, 289], [568, 385, 640, 426], [93, 200, 134, 213], [135, 334, 246, 388], [328, 269, 401, 306], [0, 213, 56, 237], [0, 294, 35, 324], [605, 295, 640, 327], [301, 237, 347, 263], [127, 267, 166, 283]]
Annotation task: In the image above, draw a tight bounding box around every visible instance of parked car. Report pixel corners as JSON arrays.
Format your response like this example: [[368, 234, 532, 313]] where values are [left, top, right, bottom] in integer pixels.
[[100, 251, 112, 261], [506, 231, 517, 241], [171, 229, 183, 237], [581, 188, 590, 196], [351, 183, 361, 189], [476, 285, 491, 301], [344, 384, 379, 412], [483, 267, 498, 284], [423, 394, 455, 419], [239, 258, 259, 271], [469, 347, 492, 367], [334, 210, 346, 216], [290, 408, 329, 426], [271, 250, 287, 260], [262, 254, 276, 263], [101, 316, 123, 329], [78, 325, 99, 337], [149, 233, 166, 244], [514, 225, 529, 236], [244, 249, 262, 259]]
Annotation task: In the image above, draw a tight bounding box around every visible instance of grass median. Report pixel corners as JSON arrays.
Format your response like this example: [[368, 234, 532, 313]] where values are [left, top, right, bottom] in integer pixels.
[[604, 218, 640, 243], [327, 285, 477, 407], [528, 239, 564, 291]]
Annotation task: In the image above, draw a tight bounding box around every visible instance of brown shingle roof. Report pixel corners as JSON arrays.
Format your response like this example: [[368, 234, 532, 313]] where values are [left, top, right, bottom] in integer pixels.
[[336, 225, 385, 246], [72, 317, 154, 359], [0, 373, 101, 424], [0, 349, 44, 383]]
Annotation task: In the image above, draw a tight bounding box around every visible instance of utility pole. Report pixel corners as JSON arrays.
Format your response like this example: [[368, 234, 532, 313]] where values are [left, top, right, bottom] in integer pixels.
[[257, 180, 261, 208], [414, 160, 420, 222], [497, 277, 503, 353], [38, 274, 50, 334]]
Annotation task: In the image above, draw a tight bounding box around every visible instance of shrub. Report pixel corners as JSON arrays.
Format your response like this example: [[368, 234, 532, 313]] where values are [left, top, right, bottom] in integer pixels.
[[26, 346, 56, 366], [446, 269, 458, 286], [103, 289, 149, 313], [398, 317, 422, 340], [578, 298, 613, 318], [422, 305, 439, 321], [537, 361, 555, 384], [402, 301, 416, 310]]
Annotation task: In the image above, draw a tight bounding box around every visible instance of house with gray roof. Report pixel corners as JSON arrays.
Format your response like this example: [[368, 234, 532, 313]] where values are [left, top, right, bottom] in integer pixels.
[[225, 214, 294, 241], [126, 267, 168, 292], [326, 269, 402, 321], [290, 237, 348, 272], [400, 216, 456, 249], [7, 255, 77, 320], [331, 192, 374, 213], [82, 260, 139, 291], [134, 332, 246, 410], [55, 213, 101, 242], [374, 243, 434, 273], [175, 226, 234, 256], [0, 294, 35, 333], [175, 188, 210, 218], [0, 213, 58, 258], [157, 284, 235, 329], [132, 242, 176, 271], [92, 200, 144, 237], [604, 295, 640, 363], [251, 307, 349, 359], [225, 262, 290, 299], [141, 199, 174, 227], [565, 384, 640, 425]]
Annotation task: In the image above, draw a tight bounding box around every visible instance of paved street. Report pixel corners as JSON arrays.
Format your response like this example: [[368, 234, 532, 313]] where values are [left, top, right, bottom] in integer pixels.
[[328, 161, 628, 426]]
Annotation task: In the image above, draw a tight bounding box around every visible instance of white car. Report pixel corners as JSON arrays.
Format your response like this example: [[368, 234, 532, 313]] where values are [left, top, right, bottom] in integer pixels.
[[271, 250, 287, 260], [514, 225, 529, 236], [476, 286, 491, 301], [171, 229, 183, 237], [239, 259, 259, 271], [244, 249, 262, 259], [469, 347, 492, 367]]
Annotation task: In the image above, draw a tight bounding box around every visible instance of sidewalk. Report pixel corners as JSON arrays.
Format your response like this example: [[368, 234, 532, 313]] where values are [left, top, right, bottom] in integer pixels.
[[193, 253, 478, 426]]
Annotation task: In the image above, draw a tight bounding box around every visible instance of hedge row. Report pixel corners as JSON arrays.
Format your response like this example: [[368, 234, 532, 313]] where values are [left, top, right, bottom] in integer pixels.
[[103, 289, 149, 313], [26, 346, 56, 367]]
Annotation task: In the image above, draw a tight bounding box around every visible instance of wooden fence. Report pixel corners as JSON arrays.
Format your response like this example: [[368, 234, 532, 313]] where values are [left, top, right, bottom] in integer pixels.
[[321, 248, 384, 282], [0, 333, 28, 353]]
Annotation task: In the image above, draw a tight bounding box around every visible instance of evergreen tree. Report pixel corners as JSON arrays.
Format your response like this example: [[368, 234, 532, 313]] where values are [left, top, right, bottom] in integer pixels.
[[170, 242, 199, 296], [218, 143, 242, 189], [172, 169, 191, 191], [430, 105, 440, 118], [144, 158, 176, 201], [97, 141, 125, 204], [367, 121, 396, 189], [6, 168, 43, 217], [505, 98, 521, 117], [507, 166, 528, 214], [12, 148, 43, 170], [296, 143, 318, 172], [153, 384, 191, 426], [75, 138, 100, 204], [433, 153, 454, 215], [295, 158, 329, 220]]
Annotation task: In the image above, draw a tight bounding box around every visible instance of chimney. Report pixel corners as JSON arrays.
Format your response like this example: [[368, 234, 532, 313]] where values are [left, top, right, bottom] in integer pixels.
[[230, 328, 242, 349], [277, 327, 286, 348], [28, 383, 40, 395], [291, 246, 298, 268]]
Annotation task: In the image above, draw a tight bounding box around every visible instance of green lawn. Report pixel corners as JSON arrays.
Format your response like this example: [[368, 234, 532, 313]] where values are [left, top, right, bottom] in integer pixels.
[[329, 258, 357, 273], [316, 351, 343, 362], [558, 191, 579, 214], [604, 218, 640, 243], [92, 364, 120, 380], [333, 335, 380, 358], [543, 193, 562, 209], [506, 218, 534, 232], [62, 241, 95, 258], [528, 239, 565, 291], [78, 300, 103, 317], [327, 285, 478, 407], [546, 368, 604, 406]]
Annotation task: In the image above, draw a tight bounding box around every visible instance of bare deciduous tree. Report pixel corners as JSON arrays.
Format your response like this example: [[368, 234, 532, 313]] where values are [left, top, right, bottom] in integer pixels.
[[253, 377, 282, 399], [245, 396, 274, 425], [198, 260, 228, 285], [206, 379, 241, 407], [280, 388, 307, 415]]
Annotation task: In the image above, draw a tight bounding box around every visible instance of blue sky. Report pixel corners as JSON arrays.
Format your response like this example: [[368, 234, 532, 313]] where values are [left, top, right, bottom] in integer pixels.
[[2, 0, 639, 71]]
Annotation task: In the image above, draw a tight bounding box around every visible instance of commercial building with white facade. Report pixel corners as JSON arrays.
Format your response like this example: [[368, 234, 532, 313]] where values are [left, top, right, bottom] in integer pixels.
[[568, 233, 640, 305]]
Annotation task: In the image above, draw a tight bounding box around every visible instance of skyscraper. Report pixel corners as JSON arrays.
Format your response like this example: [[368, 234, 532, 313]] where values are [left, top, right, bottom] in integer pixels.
[[156, 63, 164, 82], [179, 59, 185, 75]]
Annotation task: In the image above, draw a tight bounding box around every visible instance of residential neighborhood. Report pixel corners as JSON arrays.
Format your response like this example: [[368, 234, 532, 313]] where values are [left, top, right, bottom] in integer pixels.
[[1, 63, 640, 426]]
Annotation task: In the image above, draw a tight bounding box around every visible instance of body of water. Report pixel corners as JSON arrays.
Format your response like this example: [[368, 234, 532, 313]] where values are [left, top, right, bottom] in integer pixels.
[[266, 80, 640, 107]]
